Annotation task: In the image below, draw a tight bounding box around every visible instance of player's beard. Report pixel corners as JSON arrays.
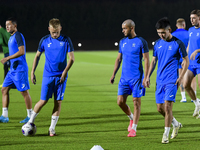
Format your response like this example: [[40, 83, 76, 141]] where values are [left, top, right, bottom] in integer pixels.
[[124, 32, 131, 38]]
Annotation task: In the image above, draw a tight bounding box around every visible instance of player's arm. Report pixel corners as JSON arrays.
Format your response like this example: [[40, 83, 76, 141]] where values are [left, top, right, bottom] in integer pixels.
[[190, 48, 200, 60], [31, 51, 42, 84], [145, 56, 157, 88], [60, 51, 75, 83], [175, 56, 189, 86], [142, 52, 150, 88], [186, 41, 189, 53], [110, 53, 122, 84], [1, 45, 25, 64]]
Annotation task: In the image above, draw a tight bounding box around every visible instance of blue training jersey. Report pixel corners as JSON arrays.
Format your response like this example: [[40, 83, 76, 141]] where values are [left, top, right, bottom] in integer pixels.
[[38, 34, 74, 77], [172, 29, 189, 64], [8, 31, 28, 72], [188, 26, 200, 66], [172, 29, 189, 48], [153, 36, 187, 84], [119, 36, 149, 80]]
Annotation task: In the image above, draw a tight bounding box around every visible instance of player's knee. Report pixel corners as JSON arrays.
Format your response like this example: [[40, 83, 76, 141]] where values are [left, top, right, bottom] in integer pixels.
[[1, 87, 8, 95], [157, 107, 163, 113], [133, 98, 140, 107], [117, 97, 124, 106], [183, 83, 190, 90], [21, 90, 29, 97]]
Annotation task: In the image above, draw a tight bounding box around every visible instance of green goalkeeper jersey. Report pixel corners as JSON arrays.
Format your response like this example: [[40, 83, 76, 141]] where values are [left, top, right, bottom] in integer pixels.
[[0, 27, 10, 54]]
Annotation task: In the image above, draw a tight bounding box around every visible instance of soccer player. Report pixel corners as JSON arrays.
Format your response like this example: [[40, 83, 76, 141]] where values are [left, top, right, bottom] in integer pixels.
[[0, 17, 32, 123], [110, 19, 150, 137], [183, 10, 200, 118], [145, 17, 189, 143], [28, 18, 75, 136], [0, 24, 10, 88], [172, 18, 199, 103]]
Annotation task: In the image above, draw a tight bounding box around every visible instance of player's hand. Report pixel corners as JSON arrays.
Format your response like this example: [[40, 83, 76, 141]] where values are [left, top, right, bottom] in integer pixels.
[[110, 75, 115, 84], [1, 57, 8, 64], [143, 77, 150, 88], [60, 73, 67, 83], [175, 77, 182, 87], [31, 73, 36, 84], [190, 51, 198, 60]]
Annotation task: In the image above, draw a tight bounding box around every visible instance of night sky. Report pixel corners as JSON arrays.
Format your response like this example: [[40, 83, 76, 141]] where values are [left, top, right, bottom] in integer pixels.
[[0, 0, 199, 50]]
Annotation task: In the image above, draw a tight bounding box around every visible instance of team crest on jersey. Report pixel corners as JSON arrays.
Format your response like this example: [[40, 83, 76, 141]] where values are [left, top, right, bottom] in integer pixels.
[[168, 45, 172, 50], [48, 43, 52, 47], [132, 43, 136, 47], [123, 43, 127, 47], [197, 33, 199, 36], [60, 42, 64, 46], [189, 32, 193, 37]]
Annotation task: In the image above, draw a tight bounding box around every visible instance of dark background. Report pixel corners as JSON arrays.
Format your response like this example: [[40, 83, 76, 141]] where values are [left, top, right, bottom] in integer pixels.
[[0, 0, 199, 51]]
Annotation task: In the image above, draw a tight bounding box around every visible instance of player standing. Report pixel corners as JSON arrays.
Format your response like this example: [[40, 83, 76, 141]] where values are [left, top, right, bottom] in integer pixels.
[[145, 18, 189, 143], [110, 19, 149, 137], [0, 17, 32, 123], [28, 18, 75, 136], [183, 10, 200, 118], [0, 24, 10, 88]]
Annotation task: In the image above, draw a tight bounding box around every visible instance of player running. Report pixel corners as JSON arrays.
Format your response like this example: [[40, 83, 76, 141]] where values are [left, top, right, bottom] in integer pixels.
[[110, 19, 149, 137]]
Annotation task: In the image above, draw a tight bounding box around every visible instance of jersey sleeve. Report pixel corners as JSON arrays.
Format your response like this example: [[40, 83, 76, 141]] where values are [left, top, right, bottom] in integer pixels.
[[118, 39, 123, 53], [66, 37, 74, 52], [140, 37, 149, 53], [15, 32, 24, 47], [177, 39, 187, 58], [38, 37, 45, 52], [153, 41, 158, 57]]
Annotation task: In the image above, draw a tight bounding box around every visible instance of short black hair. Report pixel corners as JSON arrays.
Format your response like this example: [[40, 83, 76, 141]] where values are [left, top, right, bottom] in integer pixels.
[[155, 17, 171, 29], [6, 17, 17, 25]]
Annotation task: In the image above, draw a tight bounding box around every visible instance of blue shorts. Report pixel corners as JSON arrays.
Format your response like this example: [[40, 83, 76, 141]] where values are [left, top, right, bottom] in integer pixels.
[[40, 76, 67, 101], [118, 78, 145, 98], [188, 65, 200, 76], [155, 83, 177, 104], [3, 71, 30, 92]]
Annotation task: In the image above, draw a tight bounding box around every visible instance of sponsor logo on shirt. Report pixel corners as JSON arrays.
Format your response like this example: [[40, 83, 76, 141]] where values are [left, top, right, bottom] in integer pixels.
[[48, 43, 52, 47], [168, 45, 172, 50], [197, 33, 199, 36]]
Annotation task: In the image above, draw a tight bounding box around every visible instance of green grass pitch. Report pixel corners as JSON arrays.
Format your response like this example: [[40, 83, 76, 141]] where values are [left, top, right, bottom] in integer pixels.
[[0, 51, 200, 150]]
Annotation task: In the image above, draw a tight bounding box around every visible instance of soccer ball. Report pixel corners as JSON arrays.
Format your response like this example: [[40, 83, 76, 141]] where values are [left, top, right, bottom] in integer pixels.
[[22, 122, 37, 136]]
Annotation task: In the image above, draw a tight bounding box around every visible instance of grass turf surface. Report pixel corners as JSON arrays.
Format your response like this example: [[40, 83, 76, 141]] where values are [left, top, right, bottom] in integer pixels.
[[0, 51, 200, 150]]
